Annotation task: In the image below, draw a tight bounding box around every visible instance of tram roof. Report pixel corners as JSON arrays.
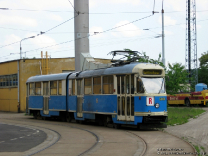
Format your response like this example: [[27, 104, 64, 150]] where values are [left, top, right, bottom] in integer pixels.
[[69, 62, 163, 79], [26, 73, 71, 83], [26, 62, 164, 82]]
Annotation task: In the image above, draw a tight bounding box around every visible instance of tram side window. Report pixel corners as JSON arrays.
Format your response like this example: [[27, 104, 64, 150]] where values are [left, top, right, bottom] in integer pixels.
[[131, 74, 134, 94], [58, 80, 62, 95], [35, 82, 41, 95], [85, 78, 92, 95], [137, 78, 144, 93], [117, 76, 120, 94], [72, 80, 75, 95], [93, 77, 101, 94], [29, 83, 35, 95], [103, 75, 113, 94], [50, 81, 57, 95]]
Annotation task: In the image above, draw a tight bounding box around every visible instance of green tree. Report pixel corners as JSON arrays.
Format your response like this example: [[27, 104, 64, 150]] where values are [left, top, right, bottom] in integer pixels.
[[199, 51, 208, 67], [166, 63, 191, 94], [198, 51, 208, 85], [123, 48, 165, 68]]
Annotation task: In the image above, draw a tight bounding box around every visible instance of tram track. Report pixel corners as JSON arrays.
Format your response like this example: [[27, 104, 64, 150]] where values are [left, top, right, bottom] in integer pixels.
[[126, 131, 147, 156], [1, 117, 100, 156], [1, 115, 197, 156], [160, 130, 197, 156]]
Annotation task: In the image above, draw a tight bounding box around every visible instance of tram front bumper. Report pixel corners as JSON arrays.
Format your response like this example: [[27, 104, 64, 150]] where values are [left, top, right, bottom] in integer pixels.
[[134, 111, 168, 116], [138, 123, 167, 129]]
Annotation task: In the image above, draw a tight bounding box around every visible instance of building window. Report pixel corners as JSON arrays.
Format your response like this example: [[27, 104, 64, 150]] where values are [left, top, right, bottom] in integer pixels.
[[84, 78, 92, 95], [103, 75, 113, 94], [0, 74, 18, 88], [93, 77, 101, 94], [58, 80, 62, 95], [0, 77, 3, 87], [35, 82, 41, 95], [50, 81, 57, 95]]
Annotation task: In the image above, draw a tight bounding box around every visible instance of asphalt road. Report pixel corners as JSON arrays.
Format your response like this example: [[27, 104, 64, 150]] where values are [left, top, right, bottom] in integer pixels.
[[0, 112, 196, 156], [0, 123, 47, 152]]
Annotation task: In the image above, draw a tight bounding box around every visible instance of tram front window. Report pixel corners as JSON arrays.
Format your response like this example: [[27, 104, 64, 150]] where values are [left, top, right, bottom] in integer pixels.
[[141, 77, 165, 94]]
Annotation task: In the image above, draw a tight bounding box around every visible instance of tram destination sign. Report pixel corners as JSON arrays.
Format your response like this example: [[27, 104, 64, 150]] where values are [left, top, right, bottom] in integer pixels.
[[143, 70, 162, 75]]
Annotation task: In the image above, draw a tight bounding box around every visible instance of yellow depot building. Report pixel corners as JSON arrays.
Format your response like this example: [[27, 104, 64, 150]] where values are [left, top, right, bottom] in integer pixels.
[[0, 57, 111, 113]]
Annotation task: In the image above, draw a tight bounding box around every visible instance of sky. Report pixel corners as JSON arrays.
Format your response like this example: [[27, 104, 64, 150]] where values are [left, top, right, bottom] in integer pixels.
[[0, 0, 208, 68]]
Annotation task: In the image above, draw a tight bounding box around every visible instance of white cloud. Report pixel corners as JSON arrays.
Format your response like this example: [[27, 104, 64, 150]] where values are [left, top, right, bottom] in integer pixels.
[[180, 24, 186, 29], [166, 0, 186, 11], [112, 21, 142, 37], [89, 0, 97, 8], [109, 0, 141, 5], [197, 0, 208, 10], [49, 14, 63, 21], [197, 25, 202, 29], [165, 30, 173, 35], [29, 34, 58, 51], [0, 1, 19, 8], [159, 16, 176, 26], [0, 13, 37, 27], [4, 34, 21, 50], [20, 0, 70, 10]]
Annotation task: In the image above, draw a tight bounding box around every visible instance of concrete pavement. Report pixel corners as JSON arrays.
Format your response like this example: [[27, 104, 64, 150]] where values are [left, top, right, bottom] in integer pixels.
[[166, 107, 208, 155]]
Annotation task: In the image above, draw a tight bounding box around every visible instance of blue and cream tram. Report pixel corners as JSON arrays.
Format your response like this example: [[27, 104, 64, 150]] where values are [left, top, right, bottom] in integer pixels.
[[27, 62, 167, 128]]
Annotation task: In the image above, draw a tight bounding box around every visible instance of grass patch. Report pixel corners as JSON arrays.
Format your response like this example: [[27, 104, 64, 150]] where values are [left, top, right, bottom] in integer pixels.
[[193, 145, 201, 156], [193, 145, 208, 156], [167, 107, 205, 126]]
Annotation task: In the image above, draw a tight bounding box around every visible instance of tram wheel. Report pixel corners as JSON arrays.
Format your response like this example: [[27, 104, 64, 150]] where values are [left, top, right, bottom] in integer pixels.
[[103, 119, 108, 127], [185, 99, 190, 107], [113, 124, 121, 129], [67, 113, 71, 122], [33, 112, 37, 119], [37, 111, 41, 119]]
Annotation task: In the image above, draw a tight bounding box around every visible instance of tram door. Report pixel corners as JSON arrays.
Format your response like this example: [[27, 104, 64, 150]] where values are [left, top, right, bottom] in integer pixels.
[[117, 75, 134, 121], [43, 82, 49, 115], [77, 79, 83, 118]]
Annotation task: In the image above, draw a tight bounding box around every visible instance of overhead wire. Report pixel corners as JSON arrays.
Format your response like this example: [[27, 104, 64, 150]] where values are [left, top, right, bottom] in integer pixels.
[[44, 15, 78, 34], [67, 0, 77, 13], [21, 14, 153, 55], [0, 14, 78, 49], [0, 14, 154, 60]]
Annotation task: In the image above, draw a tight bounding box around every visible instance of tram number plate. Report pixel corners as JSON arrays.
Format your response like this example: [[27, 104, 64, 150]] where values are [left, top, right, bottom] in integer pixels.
[[159, 98, 165, 101], [146, 97, 154, 106]]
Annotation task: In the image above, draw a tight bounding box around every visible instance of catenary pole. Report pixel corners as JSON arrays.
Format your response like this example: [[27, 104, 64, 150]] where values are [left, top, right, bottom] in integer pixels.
[[74, 0, 90, 71]]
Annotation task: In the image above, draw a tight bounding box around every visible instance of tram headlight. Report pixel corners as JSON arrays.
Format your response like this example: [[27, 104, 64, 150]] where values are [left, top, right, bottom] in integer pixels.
[[155, 103, 160, 108]]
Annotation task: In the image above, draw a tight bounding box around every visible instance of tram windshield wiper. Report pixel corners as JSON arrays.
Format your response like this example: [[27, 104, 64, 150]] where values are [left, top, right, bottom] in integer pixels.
[[158, 78, 165, 94]]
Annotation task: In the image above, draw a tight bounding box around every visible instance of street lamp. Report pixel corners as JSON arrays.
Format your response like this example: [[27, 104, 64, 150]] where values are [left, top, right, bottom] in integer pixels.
[[146, 0, 165, 66], [20, 36, 35, 59]]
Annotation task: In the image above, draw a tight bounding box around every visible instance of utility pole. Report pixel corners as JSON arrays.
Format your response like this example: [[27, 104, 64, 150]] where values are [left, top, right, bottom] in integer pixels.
[[185, 0, 197, 85], [161, 0, 165, 66], [74, 0, 90, 71]]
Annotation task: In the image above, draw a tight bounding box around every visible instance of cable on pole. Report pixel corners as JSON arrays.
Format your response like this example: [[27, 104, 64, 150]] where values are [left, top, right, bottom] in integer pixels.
[[67, 0, 78, 13]]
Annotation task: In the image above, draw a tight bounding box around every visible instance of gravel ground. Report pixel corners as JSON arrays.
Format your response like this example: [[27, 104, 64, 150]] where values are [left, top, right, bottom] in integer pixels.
[[165, 107, 208, 155]]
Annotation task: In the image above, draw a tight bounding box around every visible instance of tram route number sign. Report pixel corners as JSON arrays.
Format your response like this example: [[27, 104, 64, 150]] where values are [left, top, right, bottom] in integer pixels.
[[146, 97, 154, 106]]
